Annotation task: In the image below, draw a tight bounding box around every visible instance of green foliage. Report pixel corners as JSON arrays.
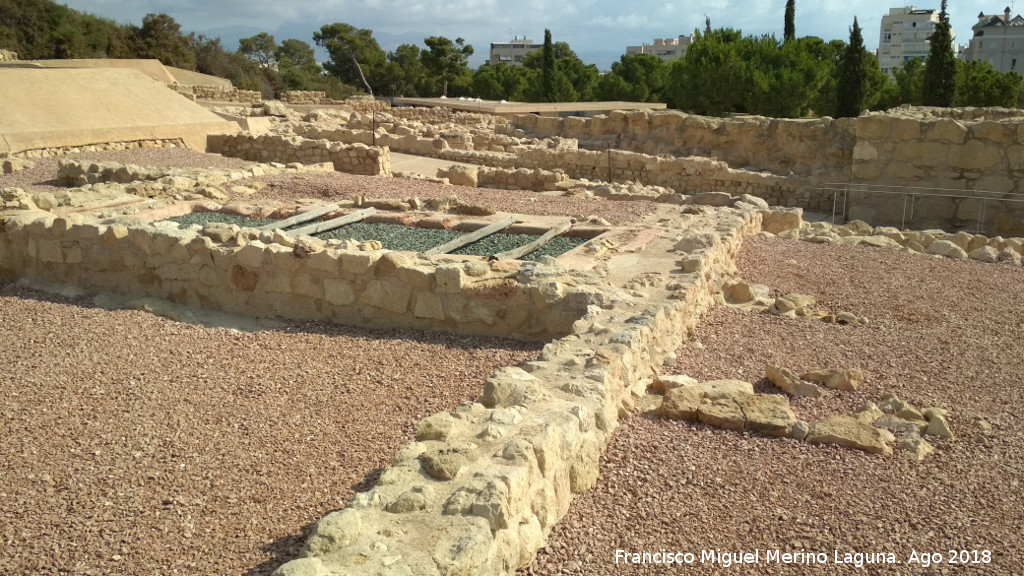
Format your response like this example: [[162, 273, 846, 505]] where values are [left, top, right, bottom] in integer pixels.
[[955, 60, 1021, 107], [596, 53, 668, 102], [0, 0, 133, 59], [421, 36, 473, 97], [471, 63, 533, 101], [835, 17, 866, 118], [785, 0, 796, 42], [667, 28, 748, 115], [314, 23, 385, 95], [892, 57, 925, 104], [541, 29, 554, 102], [923, 0, 956, 106], [238, 32, 277, 67], [138, 13, 195, 70], [523, 40, 597, 102], [380, 44, 426, 97]]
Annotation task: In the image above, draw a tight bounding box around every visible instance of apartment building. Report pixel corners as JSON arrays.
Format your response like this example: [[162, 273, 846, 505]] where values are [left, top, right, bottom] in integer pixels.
[[488, 36, 542, 67], [964, 7, 1024, 73], [877, 6, 951, 77], [625, 34, 695, 62]]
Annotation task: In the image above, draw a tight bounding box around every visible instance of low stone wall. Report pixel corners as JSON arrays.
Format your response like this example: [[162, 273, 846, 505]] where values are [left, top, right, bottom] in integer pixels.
[[887, 105, 1024, 121], [0, 49, 17, 61], [210, 132, 391, 176], [512, 110, 854, 178], [9, 139, 184, 160], [282, 91, 329, 105], [269, 208, 767, 576], [0, 210, 610, 341], [171, 84, 262, 103]]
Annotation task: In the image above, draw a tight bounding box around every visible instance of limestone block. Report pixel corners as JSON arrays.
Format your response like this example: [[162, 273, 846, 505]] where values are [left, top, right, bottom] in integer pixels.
[[397, 264, 434, 289], [926, 239, 968, 260], [949, 140, 1000, 171], [306, 249, 342, 273], [266, 243, 302, 272], [233, 242, 266, 268], [302, 509, 362, 557], [741, 394, 796, 436], [323, 278, 356, 305], [360, 279, 411, 313], [417, 413, 458, 441], [969, 245, 999, 263], [697, 398, 745, 430], [413, 291, 445, 320], [657, 385, 704, 420], [799, 368, 864, 391], [806, 415, 893, 456], [761, 208, 802, 234], [927, 119, 968, 143], [292, 273, 323, 299], [480, 367, 542, 408], [972, 121, 1011, 143], [339, 250, 380, 274], [855, 114, 891, 139], [765, 365, 826, 398]]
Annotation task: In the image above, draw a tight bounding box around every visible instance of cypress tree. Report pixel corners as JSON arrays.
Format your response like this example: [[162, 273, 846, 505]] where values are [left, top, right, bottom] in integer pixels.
[[923, 0, 956, 106], [541, 29, 554, 102], [835, 17, 866, 118], [784, 0, 796, 42]]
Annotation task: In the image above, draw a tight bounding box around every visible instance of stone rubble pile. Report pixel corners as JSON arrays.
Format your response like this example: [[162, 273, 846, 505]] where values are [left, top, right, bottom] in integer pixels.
[[799, 219, 1023, 266], [655, 368, 956, 462], [54, 159, 330, 203]]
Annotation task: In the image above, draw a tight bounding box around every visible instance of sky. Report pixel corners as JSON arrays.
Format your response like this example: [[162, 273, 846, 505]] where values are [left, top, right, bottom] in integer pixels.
[[62, 0, 1003, 70]]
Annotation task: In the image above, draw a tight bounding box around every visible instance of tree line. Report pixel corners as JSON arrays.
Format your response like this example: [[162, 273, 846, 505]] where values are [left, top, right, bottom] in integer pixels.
[[2, 0, 1021, 115]]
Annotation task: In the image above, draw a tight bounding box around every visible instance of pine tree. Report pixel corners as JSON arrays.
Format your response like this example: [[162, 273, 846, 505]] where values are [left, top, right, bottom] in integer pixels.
[[541, 29, 554, 102], [784, 0, 796, 42], [923, 0, 956, 106], [835, 17, 866, 118]]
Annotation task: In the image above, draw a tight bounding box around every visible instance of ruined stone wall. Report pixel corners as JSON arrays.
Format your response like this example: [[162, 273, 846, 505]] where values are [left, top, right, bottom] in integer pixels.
[[512, 110, 856, 178], [0, 210, 605, 341], [171, 84, 262, 103], [282, 91, 329, 105], [269, 209, 769, 576], [210, 132, 391, 176]]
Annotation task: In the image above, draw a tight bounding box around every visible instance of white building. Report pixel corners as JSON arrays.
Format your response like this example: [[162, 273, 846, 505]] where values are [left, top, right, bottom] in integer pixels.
[[625, 34, 695, 62], [488, 36, 542, 67], [877, 6, 954, 77], [964, 8, 1024, 73]]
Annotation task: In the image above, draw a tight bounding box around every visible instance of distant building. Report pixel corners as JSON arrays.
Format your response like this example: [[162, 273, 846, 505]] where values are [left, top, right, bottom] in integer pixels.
[[488, 36, 542, 67], [625, 34, 695, 62], [877, 7, 954, 77], [964, 7, 1024, 73]]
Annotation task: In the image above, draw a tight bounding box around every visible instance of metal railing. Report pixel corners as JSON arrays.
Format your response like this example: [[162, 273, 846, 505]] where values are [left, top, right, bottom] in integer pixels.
[[814, 183, 1024, 234]]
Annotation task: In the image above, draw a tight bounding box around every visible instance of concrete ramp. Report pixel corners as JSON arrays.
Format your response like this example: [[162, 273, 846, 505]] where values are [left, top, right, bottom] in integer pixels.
[[0, 68, 239, 154]]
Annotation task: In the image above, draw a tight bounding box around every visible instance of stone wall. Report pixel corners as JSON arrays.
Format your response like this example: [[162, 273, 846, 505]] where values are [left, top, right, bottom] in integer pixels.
[[0, 49, 17, 61], [511, 110, 855, 178], [282, 91, 329, 105], [269, 208, 768, 576], [9, 139, 184, 159], [171, 84, 263, 103], [0, 210, 610, 341], [210, 132, 391, 176]]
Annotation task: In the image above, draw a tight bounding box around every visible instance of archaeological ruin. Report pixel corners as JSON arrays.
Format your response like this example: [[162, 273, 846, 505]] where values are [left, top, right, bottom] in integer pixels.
[[1, 60, 1021, 576]]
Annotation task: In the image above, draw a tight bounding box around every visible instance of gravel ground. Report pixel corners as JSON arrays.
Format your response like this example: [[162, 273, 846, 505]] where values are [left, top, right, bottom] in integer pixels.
[[0, 283, 540, 576], [236, 172, 655, 225], [525, 236, 1024, 576], [0, 148, 258, 194]]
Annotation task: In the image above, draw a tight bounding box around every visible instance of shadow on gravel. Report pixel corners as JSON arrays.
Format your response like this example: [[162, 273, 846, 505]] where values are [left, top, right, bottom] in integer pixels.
[[244, 520, 319, 576], [0, 282, 544, 353]]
